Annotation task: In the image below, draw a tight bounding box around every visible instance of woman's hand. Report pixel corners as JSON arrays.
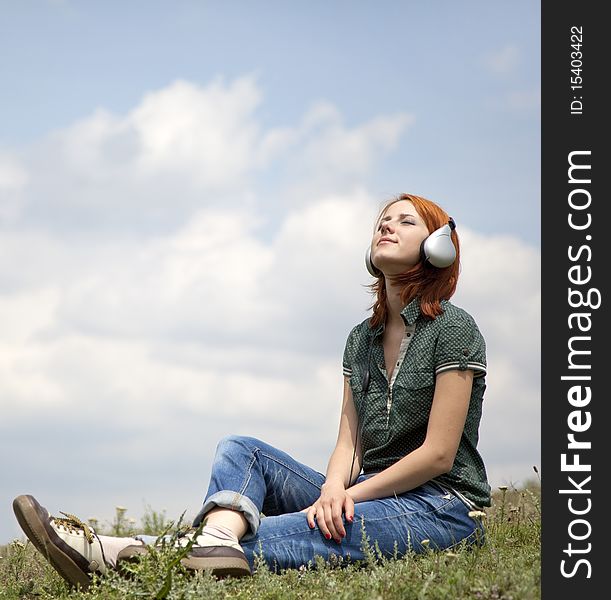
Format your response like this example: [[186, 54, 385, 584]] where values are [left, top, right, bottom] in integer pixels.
[[301, 481, 355, 543]]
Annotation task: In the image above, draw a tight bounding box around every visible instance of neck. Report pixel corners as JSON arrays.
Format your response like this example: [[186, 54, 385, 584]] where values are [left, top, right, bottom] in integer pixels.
[[384, 279, 414, 329]]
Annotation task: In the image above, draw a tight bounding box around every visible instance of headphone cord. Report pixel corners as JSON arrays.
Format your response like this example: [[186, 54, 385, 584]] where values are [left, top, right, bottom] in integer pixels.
[[349, 425, 361, 488], [348, 338, 374, 487]]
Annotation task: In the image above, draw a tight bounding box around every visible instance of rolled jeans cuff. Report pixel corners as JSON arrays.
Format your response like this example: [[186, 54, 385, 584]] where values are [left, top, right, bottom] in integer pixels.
[[193, 490, 261, 542]]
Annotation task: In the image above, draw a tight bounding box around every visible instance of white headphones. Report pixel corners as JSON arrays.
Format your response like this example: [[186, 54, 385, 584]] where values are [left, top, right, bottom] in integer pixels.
[[365, 217, 457, 276]]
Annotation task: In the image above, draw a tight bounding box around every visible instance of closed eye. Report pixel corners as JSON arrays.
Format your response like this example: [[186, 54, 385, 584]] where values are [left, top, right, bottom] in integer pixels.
[[377, 217, 416, 230]]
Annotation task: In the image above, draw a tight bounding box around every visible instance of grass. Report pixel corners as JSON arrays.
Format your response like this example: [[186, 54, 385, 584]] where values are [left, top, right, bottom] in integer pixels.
[[0, 480, 540, 600]]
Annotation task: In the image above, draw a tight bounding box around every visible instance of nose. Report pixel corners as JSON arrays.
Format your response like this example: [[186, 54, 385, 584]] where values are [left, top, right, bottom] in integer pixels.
[[380, 220, 394, 235]]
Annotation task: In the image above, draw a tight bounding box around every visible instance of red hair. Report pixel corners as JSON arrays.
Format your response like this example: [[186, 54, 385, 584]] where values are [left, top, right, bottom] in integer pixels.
[[368, 193, 460, 326]]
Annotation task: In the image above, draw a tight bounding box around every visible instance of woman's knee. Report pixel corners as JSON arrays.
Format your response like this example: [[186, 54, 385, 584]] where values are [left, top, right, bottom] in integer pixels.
[[216, 434, 265, 458], [216, 434, 263, 452]]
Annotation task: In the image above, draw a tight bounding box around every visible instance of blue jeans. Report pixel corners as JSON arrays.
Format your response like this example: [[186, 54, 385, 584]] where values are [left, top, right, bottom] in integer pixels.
[[141, 435, 484, 573]]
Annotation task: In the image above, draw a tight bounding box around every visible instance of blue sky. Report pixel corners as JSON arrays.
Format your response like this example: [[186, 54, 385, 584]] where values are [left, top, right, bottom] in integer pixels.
[[1, 1, 540, 544]]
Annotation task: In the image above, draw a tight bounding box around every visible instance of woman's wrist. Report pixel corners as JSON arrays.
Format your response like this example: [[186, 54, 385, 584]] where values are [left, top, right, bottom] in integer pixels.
[[322, 477, 346, 490], [344, 485, 361, 503]]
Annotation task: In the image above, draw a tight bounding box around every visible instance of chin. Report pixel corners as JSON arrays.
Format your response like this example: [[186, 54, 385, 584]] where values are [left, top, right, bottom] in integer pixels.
[[379, 259, 418, 275]]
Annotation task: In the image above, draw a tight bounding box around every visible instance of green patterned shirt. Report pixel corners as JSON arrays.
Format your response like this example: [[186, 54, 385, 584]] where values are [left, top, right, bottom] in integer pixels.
[[342, 297, 491, 508]]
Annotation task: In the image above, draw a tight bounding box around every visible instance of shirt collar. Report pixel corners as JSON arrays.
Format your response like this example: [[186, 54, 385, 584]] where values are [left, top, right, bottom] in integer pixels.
[[400, 296, 421, 325], [372, 296, 422, 336]]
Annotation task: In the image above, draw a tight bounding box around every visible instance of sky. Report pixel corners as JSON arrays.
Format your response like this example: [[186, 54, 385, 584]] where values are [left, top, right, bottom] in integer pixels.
[[0, 1, 540, 544]]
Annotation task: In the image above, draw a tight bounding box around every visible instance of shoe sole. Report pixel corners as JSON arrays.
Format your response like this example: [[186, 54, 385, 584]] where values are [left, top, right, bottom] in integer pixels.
[[117, 543, 252, 579], [12, 495, 92, 590], [181, 554, 252, 578], [116, 544, 149, 578]]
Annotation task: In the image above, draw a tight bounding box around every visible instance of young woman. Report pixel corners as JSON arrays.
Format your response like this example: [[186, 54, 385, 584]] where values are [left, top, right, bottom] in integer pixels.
[[13, 193, 491, 588]]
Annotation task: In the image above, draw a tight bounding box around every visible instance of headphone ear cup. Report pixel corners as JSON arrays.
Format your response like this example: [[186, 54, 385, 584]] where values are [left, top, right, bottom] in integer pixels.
[[365, 246, 382, 277], [420, 222, 457, 268], [419, 239, 429, 265]]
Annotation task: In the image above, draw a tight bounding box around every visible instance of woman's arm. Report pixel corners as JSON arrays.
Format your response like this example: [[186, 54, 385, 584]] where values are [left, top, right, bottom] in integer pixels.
[[301, 376, 361, 543], [324, 376, 362, 488], [345, 368, 473, 503]]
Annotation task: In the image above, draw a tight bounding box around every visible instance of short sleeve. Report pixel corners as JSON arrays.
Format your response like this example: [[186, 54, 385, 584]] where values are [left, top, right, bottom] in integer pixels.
[[434, 317, 487, 378], [342, 324, 360, 378]]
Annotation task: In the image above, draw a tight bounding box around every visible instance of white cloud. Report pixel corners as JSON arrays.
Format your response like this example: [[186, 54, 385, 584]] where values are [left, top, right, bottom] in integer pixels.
[[0, 76, 539, 542], [295, 103, 414, 184], [506, 88, 541, 111], [0, 194, 374, 423], [130, 77, 263, 186], [0, 155, 28, 191], [266, 190, 377, 317], [455, 227, 540, 363], [483, 44, 520, 76], [52, 208, 276, 341], [453, 227, 541, 485], [23, 77, 264, 229], [16, 78, 413, 233], [0, 155, 28, 224], [0, 216, 540, 494], [481, 44, 539, 114]]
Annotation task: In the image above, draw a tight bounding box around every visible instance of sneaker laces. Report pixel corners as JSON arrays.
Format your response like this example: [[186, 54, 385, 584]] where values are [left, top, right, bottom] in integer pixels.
[[52, 512, 95, 544]]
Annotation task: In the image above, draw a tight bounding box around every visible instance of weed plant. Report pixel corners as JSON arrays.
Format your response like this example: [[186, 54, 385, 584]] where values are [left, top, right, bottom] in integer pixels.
[[0, 477, 540, 600]]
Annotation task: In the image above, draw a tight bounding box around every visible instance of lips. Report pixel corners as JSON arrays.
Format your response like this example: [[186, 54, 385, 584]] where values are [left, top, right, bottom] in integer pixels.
[[378, 237, 397, 245]]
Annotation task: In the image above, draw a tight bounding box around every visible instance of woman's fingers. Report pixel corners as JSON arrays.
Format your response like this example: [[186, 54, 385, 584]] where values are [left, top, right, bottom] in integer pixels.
[[305, 506, 316, 528], [304, 495, 356, 543], [305, 503, 331, 535], [344, 494, 355, 523], [310, 502, 335, 541], [332, 504, 346, 540], [323, 500, 349, 542]]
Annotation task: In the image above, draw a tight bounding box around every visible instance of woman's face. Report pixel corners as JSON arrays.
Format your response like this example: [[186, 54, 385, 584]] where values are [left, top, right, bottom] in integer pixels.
[[370, 200, 430, 276]]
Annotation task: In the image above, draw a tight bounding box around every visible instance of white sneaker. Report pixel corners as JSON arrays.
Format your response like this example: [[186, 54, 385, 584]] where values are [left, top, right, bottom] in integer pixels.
[[12, 494, 108, 589], [177, 529, 244, 551]]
